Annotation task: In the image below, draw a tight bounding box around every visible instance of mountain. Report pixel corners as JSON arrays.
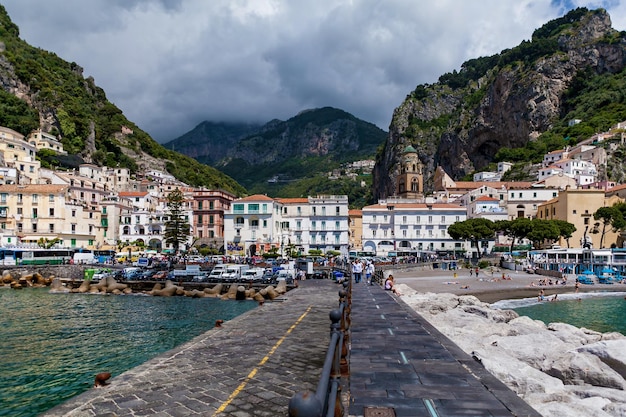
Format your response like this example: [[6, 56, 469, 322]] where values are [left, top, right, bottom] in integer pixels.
[[165, 107, 388, 201], [163, 121, 261, 165], [0, 6, 246, 196], [373, 7, 626, 199]]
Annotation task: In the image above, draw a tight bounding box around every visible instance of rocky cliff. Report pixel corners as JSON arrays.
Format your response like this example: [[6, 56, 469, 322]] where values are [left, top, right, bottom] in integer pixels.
[[373, 8, 626, 199]]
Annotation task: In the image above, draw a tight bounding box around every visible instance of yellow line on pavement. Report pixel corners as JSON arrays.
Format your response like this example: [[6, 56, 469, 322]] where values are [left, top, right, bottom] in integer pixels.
[[212, 306, 313, 416]]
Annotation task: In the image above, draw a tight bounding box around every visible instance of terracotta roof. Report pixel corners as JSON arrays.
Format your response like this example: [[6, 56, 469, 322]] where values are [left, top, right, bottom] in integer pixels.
[[0, 184, 68, 193], [236, 194, 275, 202], [448, 181, 533, 190], [278, 198, 309, 204], [475, 195, 498, 202], [348, 209, 363, 216], [363, 203, 464, 210], [119, 191, 149, 197]]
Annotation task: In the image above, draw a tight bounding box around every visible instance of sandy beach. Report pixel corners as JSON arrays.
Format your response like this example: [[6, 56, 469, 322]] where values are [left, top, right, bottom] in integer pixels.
[[388, 266, 626, 304]]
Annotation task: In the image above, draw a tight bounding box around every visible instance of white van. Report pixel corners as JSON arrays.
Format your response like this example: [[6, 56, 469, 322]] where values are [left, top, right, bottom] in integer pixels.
[[73, 251, 97, 264], [241, 268, 264, 281], [221, 265, 250, 282], [207, 264, 231, 281]]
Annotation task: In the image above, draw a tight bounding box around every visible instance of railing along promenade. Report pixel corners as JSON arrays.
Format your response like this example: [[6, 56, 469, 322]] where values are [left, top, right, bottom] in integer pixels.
[[288, 269, 352, 417]]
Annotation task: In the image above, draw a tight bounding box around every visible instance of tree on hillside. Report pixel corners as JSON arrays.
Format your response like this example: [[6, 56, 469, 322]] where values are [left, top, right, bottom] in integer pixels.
[[164, 188, 191, 253], [448, 218, 495, 258]]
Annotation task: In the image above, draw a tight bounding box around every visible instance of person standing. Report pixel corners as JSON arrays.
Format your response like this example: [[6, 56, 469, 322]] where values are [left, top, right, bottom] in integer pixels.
[[353, 259, 363, 283], [365, 261, 375, 285]]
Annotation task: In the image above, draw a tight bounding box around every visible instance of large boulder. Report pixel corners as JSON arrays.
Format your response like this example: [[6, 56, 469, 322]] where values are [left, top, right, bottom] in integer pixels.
[[575, 339, 626, 380]]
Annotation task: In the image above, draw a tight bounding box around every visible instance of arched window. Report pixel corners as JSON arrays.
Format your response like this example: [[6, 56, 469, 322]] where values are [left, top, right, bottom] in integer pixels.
[[411, 178, 419, 192]]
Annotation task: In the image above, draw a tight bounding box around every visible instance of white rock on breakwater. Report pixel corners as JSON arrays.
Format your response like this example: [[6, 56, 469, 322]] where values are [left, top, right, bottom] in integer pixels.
[[394, 283, 626, 417]]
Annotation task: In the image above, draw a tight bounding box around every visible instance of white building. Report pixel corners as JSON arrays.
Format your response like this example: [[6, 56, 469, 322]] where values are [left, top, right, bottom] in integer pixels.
[[361, 201, 468, 257], [223, 194, 350, 258]]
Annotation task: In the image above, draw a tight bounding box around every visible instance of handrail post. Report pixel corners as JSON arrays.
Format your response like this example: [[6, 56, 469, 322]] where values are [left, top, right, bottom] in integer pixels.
[[288, 268, 351, 417]]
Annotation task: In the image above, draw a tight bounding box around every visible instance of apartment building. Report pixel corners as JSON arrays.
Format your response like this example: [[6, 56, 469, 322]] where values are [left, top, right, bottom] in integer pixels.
[[191, 188, 236, 251], [0, 126, 41, 184], [362, 200, 468, 256]]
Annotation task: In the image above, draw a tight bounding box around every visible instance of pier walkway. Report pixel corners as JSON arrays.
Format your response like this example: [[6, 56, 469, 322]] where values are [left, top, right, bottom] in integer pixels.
[[42, 279, 540, 417]]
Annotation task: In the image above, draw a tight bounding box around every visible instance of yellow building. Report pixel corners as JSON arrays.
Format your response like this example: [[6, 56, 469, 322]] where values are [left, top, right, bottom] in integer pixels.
[[348, 209, 363, 251], [0, 126, 41, 184], [0, 184, 102, 248], [536, 188, 622, 249]]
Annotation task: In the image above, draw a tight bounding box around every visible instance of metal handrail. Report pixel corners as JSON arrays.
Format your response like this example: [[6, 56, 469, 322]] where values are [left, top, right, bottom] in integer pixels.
[[288, 274, 351, 417]]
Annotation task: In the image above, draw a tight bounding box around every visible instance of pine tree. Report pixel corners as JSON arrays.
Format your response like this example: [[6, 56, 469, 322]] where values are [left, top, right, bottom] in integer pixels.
[[164, 188, 191, 253]]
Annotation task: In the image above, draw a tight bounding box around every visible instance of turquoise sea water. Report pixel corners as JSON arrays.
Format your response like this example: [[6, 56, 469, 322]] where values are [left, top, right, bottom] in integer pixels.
[[492, 291, 626, 335], [0, 288, 256, 417]]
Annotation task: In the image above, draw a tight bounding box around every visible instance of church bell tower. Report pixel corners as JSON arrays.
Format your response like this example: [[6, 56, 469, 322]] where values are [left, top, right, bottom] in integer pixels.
[[396, 145, 423, 199]]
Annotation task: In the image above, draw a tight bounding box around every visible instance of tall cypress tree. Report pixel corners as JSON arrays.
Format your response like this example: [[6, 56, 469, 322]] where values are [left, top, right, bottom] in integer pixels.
[[164, 188, 191, 253]]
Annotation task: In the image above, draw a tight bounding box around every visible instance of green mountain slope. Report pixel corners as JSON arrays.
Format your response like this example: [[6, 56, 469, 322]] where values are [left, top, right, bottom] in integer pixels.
[[373, 7, 626, 198], [166, 107, 387, 203], [0, 6, 246, 196]]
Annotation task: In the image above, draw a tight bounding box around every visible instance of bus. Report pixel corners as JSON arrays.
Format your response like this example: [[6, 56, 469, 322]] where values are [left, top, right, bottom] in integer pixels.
[[348, 250, 376, 260], [93, 250, 116, 264], [0, 249, 74, 265]]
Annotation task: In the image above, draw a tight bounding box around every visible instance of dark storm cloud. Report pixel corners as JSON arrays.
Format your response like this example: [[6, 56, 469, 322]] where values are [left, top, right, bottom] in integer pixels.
[[2, 0, 625, 142]]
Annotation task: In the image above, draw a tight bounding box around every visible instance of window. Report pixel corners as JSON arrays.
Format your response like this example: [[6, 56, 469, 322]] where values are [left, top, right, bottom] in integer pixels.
[[209, 201, 214, 210], [72, 210, 76, 217], [383, 214, 388, 222], [197, 214, 203, 224], [32, 223, 37, 232], [235, 217, 244, 225], [198, 201, 203, 210], [209, 215, 214, 224], [17, 194, 23, 203], [71, 224, 76, 232], [49, 208, 54, 216], [32, 208, 38, 218], [416, 216, 420, 223], [89, 212, 93, 219], [335, 221, 340, 230], [248, 203, 259, 213], [441, 216, 445, 223], [312, 221, 316, 230], [49, 224, 54, 233], [336, 206, 340, 215], [322, 207, 326, 216], [263, 219, 267, 228], [71, 239, 76, 247], [428, 216, 433, 223], [262, 204, 267, 213], [455, 216, 460, 222], [17, 207, 22, 215], [373, 215, 376, 222], [0, 193, 5, 203], [233, 204, 244, 213], [297, 206, 302, 215], [584, 218, 589, 225]]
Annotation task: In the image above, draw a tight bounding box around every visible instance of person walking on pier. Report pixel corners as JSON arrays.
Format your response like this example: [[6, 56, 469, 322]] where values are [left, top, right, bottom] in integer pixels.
[[352, 259, 363, 283]]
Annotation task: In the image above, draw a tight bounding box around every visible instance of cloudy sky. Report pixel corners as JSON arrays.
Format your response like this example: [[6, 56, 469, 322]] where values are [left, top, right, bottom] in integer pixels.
[[2, 0, 625, 143]]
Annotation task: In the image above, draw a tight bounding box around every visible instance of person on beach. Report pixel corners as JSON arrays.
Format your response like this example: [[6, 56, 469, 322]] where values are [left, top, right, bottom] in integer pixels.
[[575, 281, 580, 293], [469, 268, 473, 277], [538, 289, 545, 301]]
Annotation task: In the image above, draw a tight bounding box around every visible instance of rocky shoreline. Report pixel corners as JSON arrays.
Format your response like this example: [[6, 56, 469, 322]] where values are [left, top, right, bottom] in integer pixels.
[[394, 284, 626, 417]]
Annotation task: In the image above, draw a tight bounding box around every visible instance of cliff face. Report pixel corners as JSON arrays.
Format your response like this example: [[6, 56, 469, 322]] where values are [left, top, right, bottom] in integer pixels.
[[373, 8, 626, 199]]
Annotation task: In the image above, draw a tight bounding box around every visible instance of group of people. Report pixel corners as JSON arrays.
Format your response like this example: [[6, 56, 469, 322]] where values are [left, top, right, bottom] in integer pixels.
[[351, 259, 375, 284]]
